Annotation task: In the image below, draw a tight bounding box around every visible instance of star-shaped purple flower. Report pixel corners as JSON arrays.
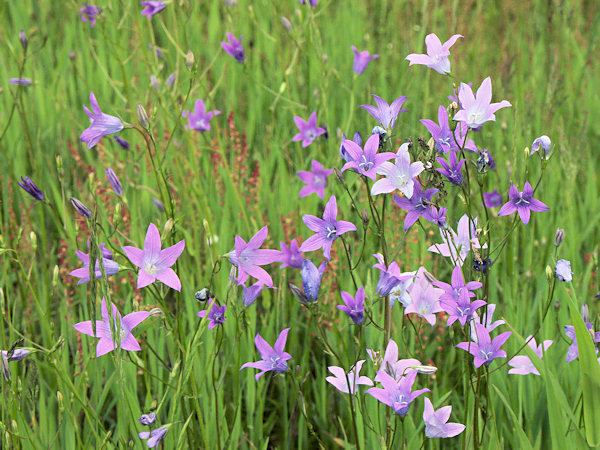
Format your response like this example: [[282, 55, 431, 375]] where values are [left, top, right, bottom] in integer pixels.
[[80, 92, 124, 150], [241, 282, 272, 307], [122, 223, 185, 291], [457, 322, 511, 368], [182, 99, 221, 132], [371, 142, 424, 198], [367, 339, 421, 382], [434, 266, 484, 326], [423, 397, 466, 438], [405, 33, 463, 75], [276, 238, 304, 269], [421, 106, 478, 155], [351, 46, 379, 75], [73, 298, 150, 357], [341, 134, 396, 180], [366, 370, 429, 417], [240, 328, 292, 381], [508, 335, 552, 375], [69, 243, 120, 284], [139, 426, 168, 448], [372, 253, 414, 298], [326, 360, 373, 394], [221, 32, 245, 63], [297, 160, 332, 199], [197, 299, 227, 330], [140, 1, 167, 18], [299, 195, 357, 260], [404, 268, 444, 326], [483, 189, 503, 208], [497, 181, 549, 225], [360, 94, 407, 130], [453, 77, 511, 130], [393, 181, 438, 231], [228, 226, 280, 287], [80, 4, 101, 28], [337, 287, 365, 325], [564, 322, 600, 362], [293, 112, 326, 148], [436, 151, 465, 186]]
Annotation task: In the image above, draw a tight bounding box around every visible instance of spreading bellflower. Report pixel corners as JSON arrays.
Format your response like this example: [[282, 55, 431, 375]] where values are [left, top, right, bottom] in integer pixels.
[[428, 206, 448, 229], [483, 190, 502, 208], [138, 413, 156, 426], [366, 370, 429, 417], [297, 160, 332, 199], [530, 135, 551, 157], [368, 339, 421, 382], [421, 105, 476, 154], [276, 238, 304, 269], [457, 322, 511, 367], [69, 243, 120, 284], [197, 299, 227, 330], [105, 168, 122, 196], [138, 426, 168, 448], [240, 328, 292, 381], [337, 287, 365, 325], [564, 323, 600, 362], [80, 92, 124, 150], [497, 182, 549, 225], [404, 268, 444, 326], [428, 214, 485, 267], [140, 1, 167, 18], [293, 112, 326, 148], [453, 77, 511, 130], [351, 46, 379, 75], [241, 282, 272, 307], [182, 99, 221, 132], [122, 223, 185, 291], [508, 336, 552, 375], [1, 348, 30, 380], [423, 397, 466, 439], [299, 195, 357, 260], [470, 304, 505, 341], [341, 134, 396, 180], [405, 33, 463, 75], [436, 151, 465, 186], [73, 298, 150, 357], [300, 258, 327, 303], [17, 176, 44, 201], [393, 181, 438, 231], [221, 33, 245, 63], [326, 360, 373, 394], [80, 4, 101, 28], [555, 259, 573, 282], [360, 95, 407, 130], [434, 266, 485, 326], [339, 131, 362, 162], [372, 253, 414, 298], [228, 226, 279, 287], [371, 143, 424, 198]]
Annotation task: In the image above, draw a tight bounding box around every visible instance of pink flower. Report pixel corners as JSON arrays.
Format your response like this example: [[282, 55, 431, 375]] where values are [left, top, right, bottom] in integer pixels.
[[228, 226, 280, 287], [326, 360, 373, 394], [406, 33, 463, 75], [453, 77, 511, 130]]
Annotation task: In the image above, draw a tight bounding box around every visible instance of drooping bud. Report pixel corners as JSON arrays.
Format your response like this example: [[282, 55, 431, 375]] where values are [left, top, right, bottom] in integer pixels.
[[105, 168, 122, 196], [70, 197, 92, 219], [152, 198, 165, 212], [554, 228, 564, 247], [185, 50, 195, 69], [19, 30, 27, 50], [138, 413, 156, 426], [163, 218, 174, 237], [280, 16, 292, 32], [17, 176, 44, 201], [137, 103, 149, 129], [581, 303, 589, 323], [150, 74, 159, 91]]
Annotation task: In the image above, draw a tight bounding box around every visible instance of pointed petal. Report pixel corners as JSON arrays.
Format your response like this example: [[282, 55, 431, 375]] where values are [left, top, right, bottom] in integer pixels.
[[323, 196, 337, 224], [156, 267, 181, 291], [158, 240, 185, 268], [96, 338, 116, 357], [122, 311, 150, 330], [274, 328, 290, 354], [143, 223, 162, 258], [120, 333, 141, 351], [303, 215, 325, 233], [406, 53, 433, 66], [137, 270, 156, 289], [247, 226, 268, 249]]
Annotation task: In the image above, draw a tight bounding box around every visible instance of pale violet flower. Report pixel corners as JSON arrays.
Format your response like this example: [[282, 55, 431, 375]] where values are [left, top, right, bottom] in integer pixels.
[[326, 360, 373, 394], [508, 336, 552, 376], [428, 215, 485, 267], [405, 33, 463, 75], [371, 143, 424, 198]]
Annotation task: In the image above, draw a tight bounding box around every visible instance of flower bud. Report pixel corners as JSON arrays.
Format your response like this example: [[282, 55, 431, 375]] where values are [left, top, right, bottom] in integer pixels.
[[56, 154, 64, 177], [423, 270, 437, 285], [70, 197, 92, 219], [414, 365, 437, 375], [185, 50, 195, 69], [52, 265, 60, 287], [57, 391, 64, 413], [19, 30, 27, 50], [113, 136, 130, 150], [17, 176, 44, 201], [581, 303, 589, 323], [554, 228, 564, 247], [163, 218, 174, 237], [105, 168, 122, 196], [150, 74, 159, 91], [137, 103, 149, 129], [166, 73, 175, 87], [29, 231, 37, 251], [281, 16, 292, 32], [138, 413, 156, 426], [149, 307, 164, 318], [152, 198, 165, 212], [333, 168, 344, 183], [545, 265, 553, 281], [360, 209, 369, 227], [195, 288, 212, 303]]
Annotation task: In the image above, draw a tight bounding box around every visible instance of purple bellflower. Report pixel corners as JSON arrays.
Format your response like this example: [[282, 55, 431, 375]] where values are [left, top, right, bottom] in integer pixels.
[[371, 142, 424, 198], [241, 282, 272, 307], [565, 323, 600, 362], [70, 197, 92, 219], [340, 131, 363, 162], [428, 214, 485, 267], [368, 339, 421, 382], [393, 181, 438, 231], [241, 328, 292, 381], [404, 268, 444, 326], [197, 299, 226, 330], [497, 182, 549, 225], [122, 223, 185, 291], [366, 370, 429, 417], [436, 151, 465, 186], [293, 112, 326, 148], [530, 135, 551, 158], [70, 243, 120, 284], [182, 99, 221, 132], [326, 360, 373, 394], [1, 348, 30, 380], [428, 206, 448, 229], [301, 258, 327, 303], [421, 105, 477, 154], [139, 426, 168, 448], [449, 82, 472, 107], [337, 287, 365, 325], [80, 4, 101, 28], [405, 33, 463, 75], [9, 78, 32, 86], [470, 304, 505, 341], [17, 176, 44, 201], [105, 168, 122, 196], [372, 253, 414, 298], [423, 397, 466, 439], [341, 134, 396, 180], [483, 190, 502, 208], [297, 160, 332, 199], [140, 1, 167, 18], [299, 195, 357, 260], [351, 46, 379, 75], [434, 266, 485, 326], [221, 33, 245, 63], [113, 135, 130, 150], [138, 413, 156, 426], [555, 259, 573, 282], [360, 94, 407, 130], [508, 335, 552, 375], [457, 322, 511, 368], [80, 92, 124, 150], [228, 226, 279, 287], [73, 298, 150, 357], [276, 238, 304, 269], [453, 77, 511, 130]]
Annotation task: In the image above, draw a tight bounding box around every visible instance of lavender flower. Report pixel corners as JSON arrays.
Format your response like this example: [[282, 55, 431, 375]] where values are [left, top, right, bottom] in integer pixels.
[[19, 30, 27, 50], [69, 244, 120, 284], [555, 259, 573, 282], [366, 370, 429, 417], [404, 268, 444, 326], [530, 135, 551, 157], [297, 160, 332, 199], [421, 106, 476, 154], [182, 99, 221, 132], [300, 0, 318, 6], [140, 1, 167, 18], [113, 135, 130, 150], [423, 398, 466, 438], [428, 214, 485, 267], [241, 282, 271, 307], [457, 323, 511, 367], [498, 182, 549, 225], [565, 323, 600, 362], [139, 426, 168, 448], [73, 298, 150, 357], [483, 190, 502, 208], [368, 339, 421, 382], [405, 33, 463, 75], [9, 78, 32, 86], [293, 112, 326, 148], [152, 198, 164, 212], [122, 223, 185, 291], [434, 266, 485, 326], [228, 226, 279, 287], [372, 253, 414, 298], [428, 206, 448, 229], [240, 328, 292, 381], [393, 181, 438, 231], [299, 195, 357, 260], [105, 168, 122, 196], [80, 92, 124, 150], [138, 413, 156, 426], [80, 4, 101, 28], [70, 197, 92, 219], [360, 94, 407, 130], [470, 304, 505, 341], [1, 348, 30, 380], [351, 46, 379, 75], [276, 239, 304, 269], [221, 33, 245, 63], [339, 131, 363, 162], [453, 77, 511, 130], [326, 360, 373, 394], [371, 143, 424, 198], [197, 299, 227, 330], [17, 176, 44, 201], [508, 336, 552, 375], [301, 259, 327, 303], [341, 134, 396, 180], [436, 151, 465, 186], [337, 287, 365, 325]]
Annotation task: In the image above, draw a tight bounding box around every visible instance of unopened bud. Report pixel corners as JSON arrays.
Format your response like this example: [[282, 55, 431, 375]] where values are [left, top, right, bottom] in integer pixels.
[[29, 231, 37, 251], [414, 365, 437, 375], [19, 30, 27, 50], [423, 270, 437, 284], [57, 391, 64, 413], [137, 103, 149, 129], [554, 228, 564, 247], [163, 218, 173, 237], [150, 74, 159, 91], [11, 421, 17, 434], [115, 202, 121, 215], [87, 172, 95, 191], [288, 282, 308, 304], [449, 101, 458, 117], [169, 361, 180, 381], [149, 307, 164, 318], [166, 72, 175, 87], [360, 209, 369, 227], [52, 265, 59, 287], [152, 198, 164, 212], [334, 168, 344, 183], [56, 154, 63, 177], [228, 266, 237, 286], [70, 197, 92, 219], [69, 50, 76, 61], [281, 16, 292, 32], [279, 82, 286, 94], [554, 300, 560, 310], [581, 303, 589, 323], [185, 50, 195, 69], [195, 288, 212, 303], [545, 265, 553, 281]]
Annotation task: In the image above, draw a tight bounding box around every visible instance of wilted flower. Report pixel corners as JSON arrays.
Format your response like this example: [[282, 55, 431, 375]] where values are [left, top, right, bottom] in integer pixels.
[[241, 328, 292, 381], [1, 348, 30, 380], [453, 78, 511, 130], [17, 176, 44, 201], [498, 181, 549, 225], [182, 99, 221, 132], [221, 33, 245, 63], [361, 95, 407, 130], [80, 92, 124, 150], [297, 160, 332, 199], [405, 33, 463, 75], [19, 30, 27, 50], [293, 112, 326, 148], [140, 1, 167, 18], [555, 259, 573, 282], [351, 46, 379, 75], [138, 413, 156, 426], [423, 397, 466, 438], [326, 360, 373, 394]]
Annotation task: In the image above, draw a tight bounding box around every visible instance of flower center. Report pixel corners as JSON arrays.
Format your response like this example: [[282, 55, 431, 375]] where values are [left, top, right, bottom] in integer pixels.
[[358, 155, 374, 172], [144, 260, 159, 276], [457, 306, 471, 317], [326, 226, 337, 239], [195, 119, 207, 129], [395, 173, 409, 187], [270, 355, 281, 368], [515, 195, 530, 206], [305, 129, 316, 141]]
